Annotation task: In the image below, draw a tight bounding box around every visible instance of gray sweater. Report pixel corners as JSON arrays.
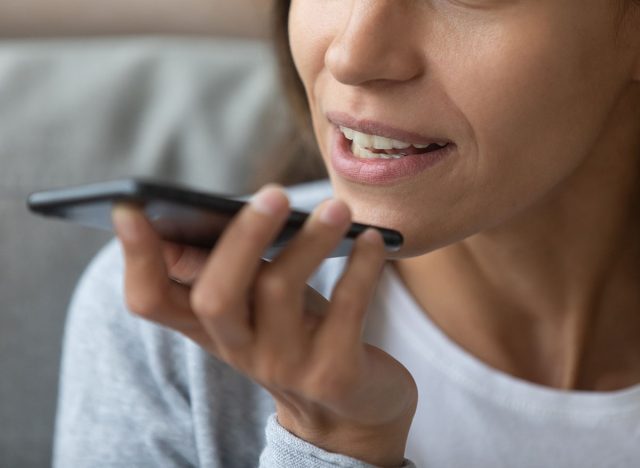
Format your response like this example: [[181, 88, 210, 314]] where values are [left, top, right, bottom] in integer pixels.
[[52, 239, 415, 467]]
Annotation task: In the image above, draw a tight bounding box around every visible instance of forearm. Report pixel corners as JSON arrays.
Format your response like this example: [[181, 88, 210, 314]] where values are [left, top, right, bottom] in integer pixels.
[[0, 0, 273, 38]]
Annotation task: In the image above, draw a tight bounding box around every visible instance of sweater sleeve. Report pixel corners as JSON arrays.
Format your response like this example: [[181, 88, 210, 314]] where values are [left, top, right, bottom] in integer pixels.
[[259, 414, 417, 468], [52, 241, 199, 467]]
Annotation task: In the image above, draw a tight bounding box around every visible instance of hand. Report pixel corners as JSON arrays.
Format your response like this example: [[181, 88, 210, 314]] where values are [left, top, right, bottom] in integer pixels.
[[112, 185, 418, 467]]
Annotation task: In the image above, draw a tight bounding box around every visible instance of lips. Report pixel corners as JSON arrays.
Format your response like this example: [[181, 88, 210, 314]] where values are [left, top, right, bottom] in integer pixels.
[[330, 126, 454, 185]]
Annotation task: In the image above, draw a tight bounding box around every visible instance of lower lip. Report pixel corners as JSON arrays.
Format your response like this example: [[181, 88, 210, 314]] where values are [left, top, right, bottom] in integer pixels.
[[330, 127, 453, 185]]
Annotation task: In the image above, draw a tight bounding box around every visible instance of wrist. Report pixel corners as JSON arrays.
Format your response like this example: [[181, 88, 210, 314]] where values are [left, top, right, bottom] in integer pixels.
[[276, 407, 414, 467]]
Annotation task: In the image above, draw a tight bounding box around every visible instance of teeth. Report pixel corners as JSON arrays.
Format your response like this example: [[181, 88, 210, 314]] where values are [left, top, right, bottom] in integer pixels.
[[352, 131, 373, 148], [340, 125, 443, 150], [341, 126, 355, 141], [351, 142, 404, 159], [391, 139, 411, 149], [372, 135, 393, 150], [341, 126, 412, 150]]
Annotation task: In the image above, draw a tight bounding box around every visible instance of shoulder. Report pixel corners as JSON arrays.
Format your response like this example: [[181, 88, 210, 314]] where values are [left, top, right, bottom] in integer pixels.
[[63, 238, 199, 401], [66, 239, 182, 354], [57, 239, 273, 465], [66, 238, 243, 380], [63, 239, 267, 411]]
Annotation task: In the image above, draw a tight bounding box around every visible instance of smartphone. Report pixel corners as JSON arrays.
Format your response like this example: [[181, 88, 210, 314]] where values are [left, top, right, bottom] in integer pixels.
[[27, 178, 403, 260]]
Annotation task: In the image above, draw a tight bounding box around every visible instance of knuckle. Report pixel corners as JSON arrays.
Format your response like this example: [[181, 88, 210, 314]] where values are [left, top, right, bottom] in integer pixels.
[[256, 271, 292, 301], [331, 288, 361, 312], [190, 287, 232, 319]]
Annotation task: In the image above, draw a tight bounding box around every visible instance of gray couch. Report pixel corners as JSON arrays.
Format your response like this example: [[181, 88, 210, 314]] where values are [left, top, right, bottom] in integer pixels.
[[0, 37, 297, 467]]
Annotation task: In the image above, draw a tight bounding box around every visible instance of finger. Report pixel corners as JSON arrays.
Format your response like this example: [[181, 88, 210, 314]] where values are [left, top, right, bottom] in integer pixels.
[[264, 199, 352, 284], [189, 185, 290, 350], [162, 242, 210, 286], [112, 203, 199, 332], [315, 229, 387, 354], [253, 199, 351, 349]]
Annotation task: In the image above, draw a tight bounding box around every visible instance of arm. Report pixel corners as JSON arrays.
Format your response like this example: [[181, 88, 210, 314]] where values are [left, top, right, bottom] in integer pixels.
[[53, 241, 199, 467], [112, 187, 419, 467], [0, 0, 273, 38], [54, 240, 415, 468]]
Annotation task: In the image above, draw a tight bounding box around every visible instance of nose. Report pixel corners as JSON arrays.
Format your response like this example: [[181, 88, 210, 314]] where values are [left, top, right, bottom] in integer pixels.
[[325, 1, 424, 87]]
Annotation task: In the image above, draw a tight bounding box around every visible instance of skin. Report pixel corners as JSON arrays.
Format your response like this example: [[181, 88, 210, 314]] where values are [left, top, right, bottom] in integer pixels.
[[111, 0, 640, 465], [289, 0, 640, 389]]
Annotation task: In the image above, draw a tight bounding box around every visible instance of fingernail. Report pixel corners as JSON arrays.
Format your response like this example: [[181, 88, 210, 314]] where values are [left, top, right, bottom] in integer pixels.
[[112, 205, 140, 242], [250, 185, 288, 216], [318, 199, 350, 227]]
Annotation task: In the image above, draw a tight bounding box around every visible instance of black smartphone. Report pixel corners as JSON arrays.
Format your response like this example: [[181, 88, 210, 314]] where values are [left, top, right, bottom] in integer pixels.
[[27, 178, 403, 260]]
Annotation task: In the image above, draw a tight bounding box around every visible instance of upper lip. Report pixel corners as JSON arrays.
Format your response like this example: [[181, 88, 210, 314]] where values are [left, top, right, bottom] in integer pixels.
[[326, 111, 451, 146]]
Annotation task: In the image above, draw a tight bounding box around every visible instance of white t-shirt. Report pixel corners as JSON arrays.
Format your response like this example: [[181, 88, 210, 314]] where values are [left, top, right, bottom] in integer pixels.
[[359, 264, 640, 467]]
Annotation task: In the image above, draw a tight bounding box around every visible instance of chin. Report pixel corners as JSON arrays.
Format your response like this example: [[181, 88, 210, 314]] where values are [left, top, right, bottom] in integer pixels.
[[343, 199, 440, 258], [330, 178, 483, 258]]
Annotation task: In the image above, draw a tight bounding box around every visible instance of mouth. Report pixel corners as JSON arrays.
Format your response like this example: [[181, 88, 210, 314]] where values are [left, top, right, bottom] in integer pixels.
[[326, 112, 455, 185], [339, 125, 451, 160], [327, 111, 453, 158]]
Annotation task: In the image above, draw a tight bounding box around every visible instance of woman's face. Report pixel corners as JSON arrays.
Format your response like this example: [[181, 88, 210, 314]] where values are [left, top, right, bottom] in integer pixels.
[[289, 0, 639, 257]]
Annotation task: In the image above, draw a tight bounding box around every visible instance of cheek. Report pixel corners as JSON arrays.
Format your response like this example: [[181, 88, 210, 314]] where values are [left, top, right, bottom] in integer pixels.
[[446, 7, 620, 160], [433, 8, 624, 217]]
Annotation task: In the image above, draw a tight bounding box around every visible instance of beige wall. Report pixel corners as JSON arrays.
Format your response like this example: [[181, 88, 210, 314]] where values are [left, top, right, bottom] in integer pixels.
[[0, 0, 273, 38]]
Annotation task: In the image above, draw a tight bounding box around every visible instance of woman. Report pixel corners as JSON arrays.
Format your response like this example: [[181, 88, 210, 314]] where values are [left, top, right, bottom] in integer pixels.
[[54, 0, 640, 466]]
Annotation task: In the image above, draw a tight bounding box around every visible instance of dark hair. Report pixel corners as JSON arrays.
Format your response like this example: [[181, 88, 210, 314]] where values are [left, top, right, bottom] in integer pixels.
[[273, 0, 310, 147], [249, 0, 326, 188]]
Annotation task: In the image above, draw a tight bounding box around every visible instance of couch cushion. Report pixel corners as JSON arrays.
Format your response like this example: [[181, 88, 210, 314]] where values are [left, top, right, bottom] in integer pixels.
[[0, 37, 293, 467]]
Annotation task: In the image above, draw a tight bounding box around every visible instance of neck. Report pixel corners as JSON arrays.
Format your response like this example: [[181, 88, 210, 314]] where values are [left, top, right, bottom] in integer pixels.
[[395, 84, 640, 391]]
